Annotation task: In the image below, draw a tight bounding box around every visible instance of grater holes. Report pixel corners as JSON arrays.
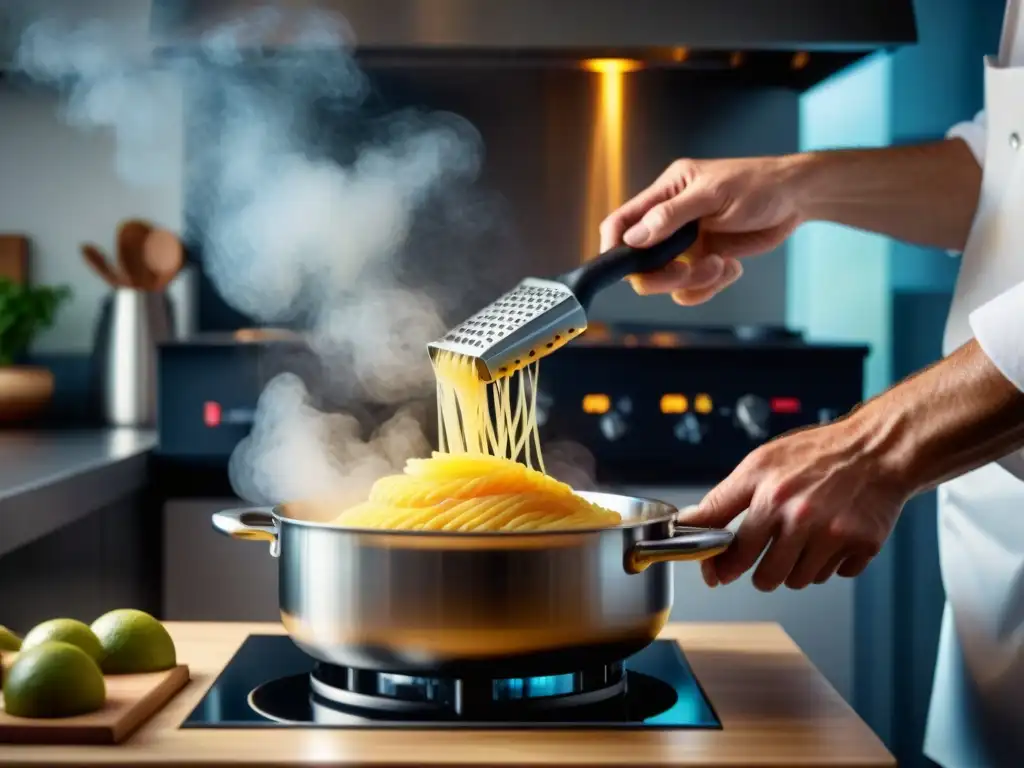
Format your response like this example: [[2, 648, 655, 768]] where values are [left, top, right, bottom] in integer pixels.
[[445, 283, 568, 347]]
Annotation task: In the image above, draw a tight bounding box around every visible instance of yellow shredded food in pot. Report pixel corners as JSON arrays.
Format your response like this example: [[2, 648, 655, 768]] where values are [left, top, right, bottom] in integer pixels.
[[334, 453, 620, 531], [331, 351, 620, 532]]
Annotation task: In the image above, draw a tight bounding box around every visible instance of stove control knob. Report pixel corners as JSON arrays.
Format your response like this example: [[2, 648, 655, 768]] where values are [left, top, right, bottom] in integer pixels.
[[674, 413, 705, 444], [599, 412, 628, 442], [735, 395, 770, 440]]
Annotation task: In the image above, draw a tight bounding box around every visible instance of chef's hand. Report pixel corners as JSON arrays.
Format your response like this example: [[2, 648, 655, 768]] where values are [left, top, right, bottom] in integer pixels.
[[679, 419, 911, 591], [599, 155, 805, 305]]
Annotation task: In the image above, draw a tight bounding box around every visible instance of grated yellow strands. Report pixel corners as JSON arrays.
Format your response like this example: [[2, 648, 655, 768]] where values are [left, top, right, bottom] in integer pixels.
[[333, 351, 621, 532]]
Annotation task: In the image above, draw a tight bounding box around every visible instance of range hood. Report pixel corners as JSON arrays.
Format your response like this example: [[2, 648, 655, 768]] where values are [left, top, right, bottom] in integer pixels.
[[152, 0, 917, 89]]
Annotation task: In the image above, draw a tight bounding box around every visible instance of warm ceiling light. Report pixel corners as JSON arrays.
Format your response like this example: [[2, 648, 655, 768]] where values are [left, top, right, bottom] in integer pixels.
[[581, 58, 644, 74], [791, 51, 810, 70]]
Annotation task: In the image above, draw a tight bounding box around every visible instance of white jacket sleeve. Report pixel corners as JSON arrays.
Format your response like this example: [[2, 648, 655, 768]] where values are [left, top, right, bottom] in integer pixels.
[[970, 283, 1024, 394], [947, 109, 987, 165], [943, 111, 987, 257]]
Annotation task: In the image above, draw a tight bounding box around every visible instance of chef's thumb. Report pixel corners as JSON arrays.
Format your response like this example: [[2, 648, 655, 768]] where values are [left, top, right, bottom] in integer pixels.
[[623, 186, 716, 248], [678, 475, 753, 531]]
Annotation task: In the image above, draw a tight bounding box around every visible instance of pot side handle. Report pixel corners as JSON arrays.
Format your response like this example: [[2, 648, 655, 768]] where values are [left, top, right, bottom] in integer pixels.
[[212, 509, 280, 557], [626, 527, 734, 574]]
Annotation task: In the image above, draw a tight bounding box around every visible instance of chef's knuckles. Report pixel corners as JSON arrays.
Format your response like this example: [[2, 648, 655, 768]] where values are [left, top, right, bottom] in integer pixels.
[[692, 416, 906, 592], [599, 155, 807, 305]]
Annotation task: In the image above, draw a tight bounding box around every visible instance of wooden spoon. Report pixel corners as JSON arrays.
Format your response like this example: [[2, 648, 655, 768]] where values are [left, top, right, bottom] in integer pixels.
[[142, 228, 185, 292], [80, 243, 127, 287], [117, 219, 155, 290]]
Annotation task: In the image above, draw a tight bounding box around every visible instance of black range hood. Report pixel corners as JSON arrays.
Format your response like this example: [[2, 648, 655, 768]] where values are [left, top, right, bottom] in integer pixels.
[[151, 0, 917, 89]]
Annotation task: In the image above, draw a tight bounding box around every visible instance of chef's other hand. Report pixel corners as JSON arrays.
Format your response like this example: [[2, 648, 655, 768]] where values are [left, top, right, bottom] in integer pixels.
[[599, 155, 805, 305], [679, 419, 911, 591]]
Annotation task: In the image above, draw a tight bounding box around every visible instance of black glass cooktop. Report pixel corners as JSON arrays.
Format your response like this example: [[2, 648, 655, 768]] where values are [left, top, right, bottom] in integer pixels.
[[181, 636, 720, 730]]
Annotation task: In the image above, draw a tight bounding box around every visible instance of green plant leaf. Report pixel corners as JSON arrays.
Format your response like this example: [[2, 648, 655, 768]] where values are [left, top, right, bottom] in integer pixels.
[[0, 279, 72, 366]]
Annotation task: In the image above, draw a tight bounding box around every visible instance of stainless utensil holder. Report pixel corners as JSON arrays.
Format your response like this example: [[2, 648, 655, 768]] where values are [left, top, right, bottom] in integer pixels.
[[94, 289, 175, 428]]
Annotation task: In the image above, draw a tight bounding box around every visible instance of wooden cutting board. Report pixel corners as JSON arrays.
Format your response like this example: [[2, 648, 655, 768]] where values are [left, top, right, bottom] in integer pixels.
[[0, 655, 189, 745], [0, 235, 29, 284]]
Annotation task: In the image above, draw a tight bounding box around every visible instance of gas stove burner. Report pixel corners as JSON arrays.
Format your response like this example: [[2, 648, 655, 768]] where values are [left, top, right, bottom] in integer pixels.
[[186, 636, 721, 729], [308, 661, 627, 718], [248, 668, 678, 726]]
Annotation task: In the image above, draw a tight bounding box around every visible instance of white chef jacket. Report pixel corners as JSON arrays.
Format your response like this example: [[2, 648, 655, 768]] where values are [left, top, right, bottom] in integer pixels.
[[949, 0, 1024, 388], [922, 2, 1024, 766]]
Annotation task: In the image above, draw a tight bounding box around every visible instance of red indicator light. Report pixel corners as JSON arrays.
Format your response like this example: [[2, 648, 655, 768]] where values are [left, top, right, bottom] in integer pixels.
[[771, 397, 801, 414], [203, 401, 222, 427]]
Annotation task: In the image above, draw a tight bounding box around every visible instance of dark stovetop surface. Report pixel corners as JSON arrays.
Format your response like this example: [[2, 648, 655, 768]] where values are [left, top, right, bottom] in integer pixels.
[[181, 636, 721, 730]]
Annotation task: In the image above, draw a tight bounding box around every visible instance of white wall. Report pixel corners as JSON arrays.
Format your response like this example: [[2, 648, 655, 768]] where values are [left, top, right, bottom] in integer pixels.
[[0, 0, 183, 354], [0, 85, 183, 353]]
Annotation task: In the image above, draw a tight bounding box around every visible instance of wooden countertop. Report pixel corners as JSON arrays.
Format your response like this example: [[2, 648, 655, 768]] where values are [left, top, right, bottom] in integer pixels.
[[0, 622, 893, 767]]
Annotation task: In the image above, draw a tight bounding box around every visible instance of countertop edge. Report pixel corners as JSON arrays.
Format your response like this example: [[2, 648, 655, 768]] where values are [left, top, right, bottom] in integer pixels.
[[0, 431, 157, 558]]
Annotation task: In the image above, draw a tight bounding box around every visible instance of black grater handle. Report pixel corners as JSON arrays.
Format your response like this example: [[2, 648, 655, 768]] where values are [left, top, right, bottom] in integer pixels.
[[558, 220, 701, 309]]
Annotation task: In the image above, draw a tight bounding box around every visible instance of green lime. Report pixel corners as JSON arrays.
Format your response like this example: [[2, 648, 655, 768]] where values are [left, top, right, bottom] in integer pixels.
[[91, 609, 176, 674], [0, 625, 22, 652], [21, 619, 103, 662], [2, 641, 106, 718]]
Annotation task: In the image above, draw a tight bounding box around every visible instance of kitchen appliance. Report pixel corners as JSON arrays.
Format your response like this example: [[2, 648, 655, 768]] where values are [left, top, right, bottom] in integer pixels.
[[156, 324, 867, 485], [152, 0, 916, 90], [156, 0, 916, 335], [429, 224, 699, 381], [211, 492, 732, 677], [181, 633, 719, 729], [156, 331, 324, 469], [538, 323, 868, 485]]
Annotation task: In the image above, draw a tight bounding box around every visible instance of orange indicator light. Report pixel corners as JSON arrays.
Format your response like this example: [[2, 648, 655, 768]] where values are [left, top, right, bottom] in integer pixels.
[[583, 394, 612, 415], [660, 394, 689, 414]]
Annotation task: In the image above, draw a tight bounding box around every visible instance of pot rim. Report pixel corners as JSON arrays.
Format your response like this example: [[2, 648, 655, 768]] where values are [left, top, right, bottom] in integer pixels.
[[270, 490, 679, 537]]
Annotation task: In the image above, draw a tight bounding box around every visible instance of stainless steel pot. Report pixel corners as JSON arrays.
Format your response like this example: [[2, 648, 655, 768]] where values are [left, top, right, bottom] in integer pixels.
[[212, 491, 732, 677]]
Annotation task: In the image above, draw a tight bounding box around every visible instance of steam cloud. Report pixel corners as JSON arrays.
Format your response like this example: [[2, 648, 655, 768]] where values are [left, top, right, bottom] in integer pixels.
[[14, 5, 596, 504]]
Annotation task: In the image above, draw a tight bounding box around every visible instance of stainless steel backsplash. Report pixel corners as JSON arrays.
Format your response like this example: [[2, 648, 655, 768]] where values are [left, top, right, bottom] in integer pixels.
[[186, 65, 797, 330]]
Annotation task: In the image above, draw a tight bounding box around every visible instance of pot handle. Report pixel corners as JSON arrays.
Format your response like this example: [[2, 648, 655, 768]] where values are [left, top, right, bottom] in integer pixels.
[[626, 526, 734, 574], [212, 508, 280, 558]]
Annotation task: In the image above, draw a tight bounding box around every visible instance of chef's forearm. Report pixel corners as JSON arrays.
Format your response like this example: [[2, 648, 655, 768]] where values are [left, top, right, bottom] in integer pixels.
[[849, 340, 1024, 497], [785, 140, 982, 252]]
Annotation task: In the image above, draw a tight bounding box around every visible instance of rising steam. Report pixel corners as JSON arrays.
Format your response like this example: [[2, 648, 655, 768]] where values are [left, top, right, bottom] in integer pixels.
[[14, 5, 596, 504]]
